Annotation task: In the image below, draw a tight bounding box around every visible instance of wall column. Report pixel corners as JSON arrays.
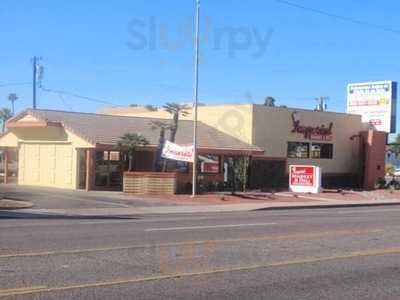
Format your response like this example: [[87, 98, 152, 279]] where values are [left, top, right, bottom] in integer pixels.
[[360, 130, 387, 190], [85, 149, 95, 191], [3, 149, 8, 184]]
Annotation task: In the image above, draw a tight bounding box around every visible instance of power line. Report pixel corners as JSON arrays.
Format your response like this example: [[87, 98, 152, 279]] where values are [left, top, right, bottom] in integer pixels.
[[275, 0, 400, 35], [0, 82, 30, 88], [57, 93, 73, 111], [40, 86, 121, 107]]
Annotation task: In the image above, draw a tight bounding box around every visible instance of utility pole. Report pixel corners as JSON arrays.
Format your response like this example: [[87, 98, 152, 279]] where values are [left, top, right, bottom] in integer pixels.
[[192, 0, 201, 197], [32, 56, 37, 109], [315, 96, 329, 112], [7, 93, 18, 115]]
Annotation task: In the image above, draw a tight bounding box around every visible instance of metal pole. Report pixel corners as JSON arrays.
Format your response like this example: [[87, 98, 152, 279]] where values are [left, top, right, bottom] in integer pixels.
[[192, 0, 200, 197], [33, 56, 37, 109]]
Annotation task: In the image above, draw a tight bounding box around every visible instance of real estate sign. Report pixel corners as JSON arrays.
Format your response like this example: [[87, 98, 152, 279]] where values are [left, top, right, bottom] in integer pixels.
[[289, 165, 321, 194], [161, 141, 194, 163], [347, 81, 397, 133]]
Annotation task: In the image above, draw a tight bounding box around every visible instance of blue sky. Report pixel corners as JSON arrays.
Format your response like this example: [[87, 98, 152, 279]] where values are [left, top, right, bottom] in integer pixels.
[[1, 0, 400, 124]]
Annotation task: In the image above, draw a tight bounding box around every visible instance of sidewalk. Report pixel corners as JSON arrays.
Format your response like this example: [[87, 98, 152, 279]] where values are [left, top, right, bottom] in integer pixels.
[[13, 197, 400, 217], [4, 187, 400, 217]]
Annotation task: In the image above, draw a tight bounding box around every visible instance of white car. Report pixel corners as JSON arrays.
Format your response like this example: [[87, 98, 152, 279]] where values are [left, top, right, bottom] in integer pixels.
[[394, 168, 400, 176]]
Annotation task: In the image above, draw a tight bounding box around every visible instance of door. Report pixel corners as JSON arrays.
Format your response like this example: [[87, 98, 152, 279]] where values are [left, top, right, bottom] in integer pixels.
[[19, 143, 74, 189]]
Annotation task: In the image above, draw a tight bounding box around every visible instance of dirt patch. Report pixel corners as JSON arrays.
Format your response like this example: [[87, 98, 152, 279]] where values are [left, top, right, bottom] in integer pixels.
[[125, 192, 319, 205]]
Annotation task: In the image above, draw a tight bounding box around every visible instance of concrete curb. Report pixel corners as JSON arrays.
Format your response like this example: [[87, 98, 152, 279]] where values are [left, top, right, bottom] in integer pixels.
[[6, 200, 400, 217], [252, 202, 400, 211]]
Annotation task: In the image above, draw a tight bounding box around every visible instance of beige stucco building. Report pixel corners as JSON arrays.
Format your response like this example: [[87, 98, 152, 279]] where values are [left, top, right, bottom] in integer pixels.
[[100, 104, 367, 175], [0, 104, 386, 192], [0, 109, 262, 191]]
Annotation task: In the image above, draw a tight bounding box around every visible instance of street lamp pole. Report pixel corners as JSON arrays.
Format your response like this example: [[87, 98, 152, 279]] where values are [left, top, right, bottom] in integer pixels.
[[192, 0, 201, 197]]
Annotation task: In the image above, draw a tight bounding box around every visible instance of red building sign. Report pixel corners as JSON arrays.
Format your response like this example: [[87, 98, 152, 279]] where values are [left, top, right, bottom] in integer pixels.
[[291, 112, 333, 141], [290, 166, 315, 186], [201, 162, 219, 174]]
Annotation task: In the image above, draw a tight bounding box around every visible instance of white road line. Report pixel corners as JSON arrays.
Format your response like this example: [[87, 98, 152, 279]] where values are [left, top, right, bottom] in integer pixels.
[[0, 216, 243, 228], [144, 223, 277, 232]]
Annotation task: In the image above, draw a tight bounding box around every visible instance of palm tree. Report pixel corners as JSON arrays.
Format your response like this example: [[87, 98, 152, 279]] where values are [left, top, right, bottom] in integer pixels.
[[0, 108, 13, 133], [7, 93, 18, 115], [264, 96, 276, 107], [150, 121, 171, 171], [163, 103, 190, 142], [117, 133, 149, 172]]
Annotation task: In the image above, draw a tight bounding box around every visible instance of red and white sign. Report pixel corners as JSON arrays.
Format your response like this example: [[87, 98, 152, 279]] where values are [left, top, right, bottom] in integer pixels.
[[290, 166, 314, 186], [161, 141, 194, 163], [201, 162, 219, 173], [289, 165, 321, 193]]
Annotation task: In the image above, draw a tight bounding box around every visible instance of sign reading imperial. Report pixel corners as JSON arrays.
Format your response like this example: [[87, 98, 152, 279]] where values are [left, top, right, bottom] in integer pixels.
[[161, 141, 194, 163], [291, 112, 333, 141]]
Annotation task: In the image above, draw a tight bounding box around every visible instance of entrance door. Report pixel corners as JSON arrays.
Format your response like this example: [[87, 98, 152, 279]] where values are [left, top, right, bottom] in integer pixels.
[[19, 143, 74, 189], [77, 149, 87, 190], [94, 151, 123, 190]]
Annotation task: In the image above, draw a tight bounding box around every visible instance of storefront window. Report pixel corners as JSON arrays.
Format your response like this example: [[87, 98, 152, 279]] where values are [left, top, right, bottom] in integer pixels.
[[109, 151, 120, 161], [311, 143, 333, 159], [95, 151, 122, 187], [176, 161, 189, 173], [287, 142, 309, 158], [95, 151, 109, 186], [198, 155, 220, 174]]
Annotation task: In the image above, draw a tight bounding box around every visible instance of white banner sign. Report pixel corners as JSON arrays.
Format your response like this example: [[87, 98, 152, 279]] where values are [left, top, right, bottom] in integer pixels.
[[347, 81, 397, 133], [161, 141, 194, 163]]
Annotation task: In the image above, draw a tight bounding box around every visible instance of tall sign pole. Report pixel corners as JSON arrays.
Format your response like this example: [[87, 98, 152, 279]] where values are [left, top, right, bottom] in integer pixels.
[[192, 0, 200, 197]]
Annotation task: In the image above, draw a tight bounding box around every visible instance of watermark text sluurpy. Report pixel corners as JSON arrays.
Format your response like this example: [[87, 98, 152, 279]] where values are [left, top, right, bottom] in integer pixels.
[[127, 16, 273, 58]]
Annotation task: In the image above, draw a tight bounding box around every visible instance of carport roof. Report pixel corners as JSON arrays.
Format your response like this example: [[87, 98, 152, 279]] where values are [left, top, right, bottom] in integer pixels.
[[7, 109, 264, 154]]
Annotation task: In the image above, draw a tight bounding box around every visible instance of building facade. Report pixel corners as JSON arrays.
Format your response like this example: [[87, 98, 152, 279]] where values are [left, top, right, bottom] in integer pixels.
[[0, 104, 387, 192], [100, 104, 387, 189], [0, 109, 262, 192]]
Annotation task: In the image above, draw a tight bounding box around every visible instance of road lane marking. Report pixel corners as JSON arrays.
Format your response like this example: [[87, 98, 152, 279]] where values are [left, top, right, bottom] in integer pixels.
[[0, 286, 47, 296], [144, 223, 277, 232], [0, 216, 236, 228], [2, 245, 400, 298], [0, 229, 383, 259]]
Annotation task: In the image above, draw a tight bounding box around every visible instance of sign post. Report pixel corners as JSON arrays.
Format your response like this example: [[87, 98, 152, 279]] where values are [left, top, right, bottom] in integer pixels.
[[289, 165, 321, 194]]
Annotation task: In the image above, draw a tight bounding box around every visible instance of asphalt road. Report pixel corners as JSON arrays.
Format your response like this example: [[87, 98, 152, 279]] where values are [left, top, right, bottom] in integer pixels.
[[2, 207, 400, 299]]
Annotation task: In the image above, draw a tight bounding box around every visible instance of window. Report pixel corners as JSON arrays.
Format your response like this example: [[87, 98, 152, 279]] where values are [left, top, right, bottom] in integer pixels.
[[198, 155, 220, 174], [176, 161, 189, 173], [95, 151, 122, 187], [287, 142, 309, 158], [311, 143, 333, 159]]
